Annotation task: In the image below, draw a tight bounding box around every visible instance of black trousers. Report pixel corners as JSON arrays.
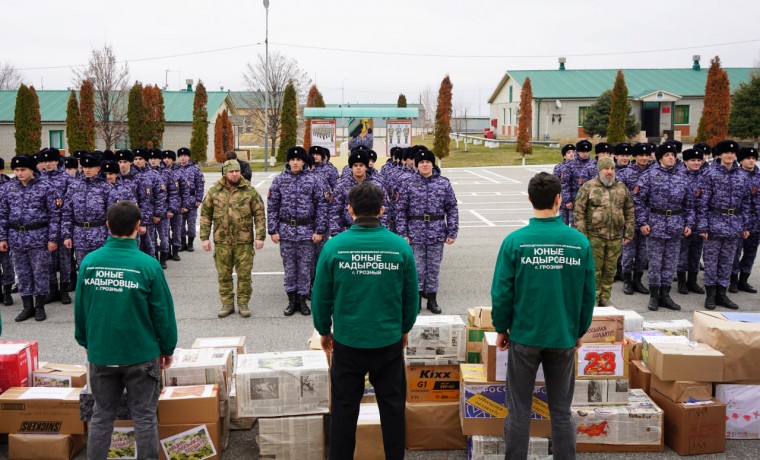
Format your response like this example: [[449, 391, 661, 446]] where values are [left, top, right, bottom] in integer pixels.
[[330, 339, 406, 460]]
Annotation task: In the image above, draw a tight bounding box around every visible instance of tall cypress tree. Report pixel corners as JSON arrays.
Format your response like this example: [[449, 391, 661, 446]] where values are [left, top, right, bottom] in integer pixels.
[[277, 80, 298, 163], [143, 85, 165, 149], [607, 70, 631, 143], [127, 82, 147, 148], [66, 90, 84, 153], [303, 84, 324, 149], [79, 80, 96, 150], [516, 77, 533, 156], [14, 84, 42, 154], [433, 75, 453, 161], [696, 56, 731, 145], [397, 93, 407, 108], [190, 82, 209, 164], [223, 109, 234, 153], [213, 112, 226, 163]]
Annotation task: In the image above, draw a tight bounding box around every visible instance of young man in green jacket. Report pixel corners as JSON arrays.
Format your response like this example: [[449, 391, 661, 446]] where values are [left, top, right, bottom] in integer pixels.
[[491, 172, 596, 460], [75, 201, 177, 460], [312, 181, 418, 460]]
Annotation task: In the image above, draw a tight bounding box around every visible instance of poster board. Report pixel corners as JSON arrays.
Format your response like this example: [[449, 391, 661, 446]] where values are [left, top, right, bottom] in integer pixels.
[[310, 119, 336, 158], [386, 119, 413, 155]]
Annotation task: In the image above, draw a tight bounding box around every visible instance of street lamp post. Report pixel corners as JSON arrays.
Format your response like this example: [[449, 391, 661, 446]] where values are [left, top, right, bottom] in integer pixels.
[[263, 0, 270, 172], [341, 77, 349, 141]]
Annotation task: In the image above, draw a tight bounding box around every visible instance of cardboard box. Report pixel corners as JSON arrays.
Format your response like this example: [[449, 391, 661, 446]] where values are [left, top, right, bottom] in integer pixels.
[[235, 351, 329, 417], [715, 384, 760, 439], [8, 433, 85, 460], [33, 363, 87, 388], [229, 377, 254, 431], [640, 334, 691, 365], [406, 401, 466, 450], [0, 341, 39, 394], [255, 415, 325, 459], [465, 326, 492, 364], [481, 332, 543, 382], [580, 308, 625, 343], [469, 307, 494, 329], [406, 315, 466, 362], [355, 404, 384, 460], [643, 319, 693, 339], [163, 348, 233, 398], [649, 389, 726, 455], [576, 343, 627, 380], [572, 379, 629, 406], [158, 384, 219, 425], [649, 375, 712, 403], [191, 336, 246, 372], [459, 364, 550, 437], [406, 365, 459, 403], [628, 360, 652, 395], [159, 422, 220, 460], [466, 435, 550, 460], [0, 387, 86, 434], [647, 342, 724, 382], [624, 330, 666, 361], [693, 311, 760, 382], [618, 309, 644, 332]]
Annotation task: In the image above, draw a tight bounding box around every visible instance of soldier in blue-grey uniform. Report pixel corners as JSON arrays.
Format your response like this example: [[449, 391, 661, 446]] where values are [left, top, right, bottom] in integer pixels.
[[148, 148, 176, 269], [696, 140, 752, 310], [133, 148, 167, 262], [396, 147, 459, 314], [612, 143, 632, 280], [176, 147, 204, 252], [729, 147, 760, 294], [0, 154, 62, 322], [38, 147, 72, 305], [308, 146, 335, 289], [676, 148, 707, 295], [62, 154, 115, 266], [0, 158, 14, 306], [64, 156, 78, 178], [268, 146, 329, 317], [634, 142, 694, 311], [330, 150, 388, 236], [163, 150, 189, 262], [102, 160, 136, 202], [117, 149, 155, 257], [561, 139, 592, 226], [555, 144, 575, 225], [617, 143, 652, 295], [580, 142, 614, 183]]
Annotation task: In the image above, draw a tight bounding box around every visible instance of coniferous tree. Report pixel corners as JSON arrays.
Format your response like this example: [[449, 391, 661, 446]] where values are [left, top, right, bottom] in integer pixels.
[[143, 85, 165, 148], [607, 70, 631, 143], [516, 78, 533, 156], [14, 84, 42, 153], [127, 82, 147, 148], [433, 75, 453, 161], [729, 74, 760, 142], [223, 109, 234, 153], [79, 80, 96, 150], [696, 56, 731, 145], [303, 84, 324, 149], [213, 112, 226, 163], [66, 90, 84, 153], [190, 81, 209, 163], [277, 81, 298, 163], [397, 93, 407, 108], [583, 90, 638, 138]]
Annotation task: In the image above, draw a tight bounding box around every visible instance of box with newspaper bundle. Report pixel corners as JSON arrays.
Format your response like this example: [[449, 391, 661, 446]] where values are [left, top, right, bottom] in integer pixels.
[[0, 341, 39, 394], [572, 379, 629, 406], [229, 377, 254, 430], [33, 363, 87, 388], [162, 348, 233, 399], [617, 309, 644, 332], [466, 435, 551, 460], [406, 315, 466, 362], [642, 319, 693, 339], [235, 350, 329, 417], [191, 336, 246, 372], [254, 415, 325, 459]]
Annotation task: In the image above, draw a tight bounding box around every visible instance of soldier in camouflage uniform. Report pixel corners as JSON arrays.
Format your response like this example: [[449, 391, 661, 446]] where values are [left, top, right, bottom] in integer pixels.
[[617, 143, 652, 295], [0, 155, 62, 322], [573, 157, 635, 306], [696, 140, 752, 310], [268, 147, 329, 317], [396, 147, 459, 314], [676, 148, 706, 294], [554, 144, 575, 225], [634, 142, 694, 311], [0, 158, 14, 306], [580, 142, 614, 183], [39, 148, 72, 304], [561, 139, 592, 227], [200, 160, 266, 318], [730, 147, 760, 294], [177, 148, 204, 252]]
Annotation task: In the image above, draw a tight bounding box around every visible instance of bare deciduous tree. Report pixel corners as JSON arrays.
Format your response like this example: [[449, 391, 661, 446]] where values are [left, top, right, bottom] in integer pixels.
[[73, 45, 130, 150], [242, 52, 311, 160], [419, 85, 437, 135], [0, 62, 23, 90]]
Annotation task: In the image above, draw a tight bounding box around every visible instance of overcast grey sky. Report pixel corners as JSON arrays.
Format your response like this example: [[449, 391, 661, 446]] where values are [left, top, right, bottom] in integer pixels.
[[4, 0, 759, 115]]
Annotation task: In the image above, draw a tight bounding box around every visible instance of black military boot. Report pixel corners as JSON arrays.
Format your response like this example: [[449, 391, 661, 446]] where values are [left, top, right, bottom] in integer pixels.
[[729, 274, 739, 293], [34, 295, 47, 321], [622, 273, 634, 295], [15, 296, 35, 322], [171, 246, 181, 262], [2, 284, 13, 306], [614, 260, 623, 281], [187, 237, 195, 252], [45, 282, 60, 304], [647, 286, 660, 311], [659, 285, 681, 310], [159, 252, 168, 269], [632, 272, 650, 294], [59, 283, 71, 305], [686, 272, 705, 294], [676, 272, 688, 295], [715, 285, 739, 310], [179, 236, 188, 252], [426, 292, 442, 314], [704, 286, 716, 310], [737, 272, 757, 293], [420, 291, 428, 299], [283, 291, 298, 316], [11, 283, 18, 293], [298, 294, 311, 316]]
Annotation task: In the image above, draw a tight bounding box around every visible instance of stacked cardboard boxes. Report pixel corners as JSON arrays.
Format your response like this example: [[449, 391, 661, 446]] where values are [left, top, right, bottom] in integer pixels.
[[33, 363, 87, 388], [466, 435, 551, 460], [406, 315, 466, 364], [157, 384, 222, 460], [465, 307, 495, 364], [0, 341, 39, 394]]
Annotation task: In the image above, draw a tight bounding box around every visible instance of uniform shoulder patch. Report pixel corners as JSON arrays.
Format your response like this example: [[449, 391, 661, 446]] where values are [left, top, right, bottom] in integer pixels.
[[753, 186, 758, 195], [695, 188, 701, 197], [633, 185, 639, 195], [55, 198, 63, 208], [160, 184, 166, 191], [146, 187, 152, 196]]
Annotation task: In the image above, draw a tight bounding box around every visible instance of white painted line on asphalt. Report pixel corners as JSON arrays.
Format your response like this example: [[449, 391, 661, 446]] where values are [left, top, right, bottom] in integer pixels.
[[457, 191, 526, 196], [462, 208, 534, 212], [464, 170, 500, 183], [457, 200, 528, 205], [267, 173, 278, 178], [469, 209, 496, 227], [479, 169, 521, 183], [252, 181, 266, 188], [527, 167, 553, 173], [253, 271, 285, 275]]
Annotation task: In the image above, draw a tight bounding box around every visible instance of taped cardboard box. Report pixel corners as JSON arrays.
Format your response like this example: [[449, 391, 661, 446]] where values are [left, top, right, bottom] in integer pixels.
[[0, 387, 85, 435], [405, 356, 460, 366], [355, 404, 384, 460], [617, 309, 644, 333], [469, 307, 494, 329], [693, 311, 760, 382], [163, 348, 233, 399], [715, 384, 760, 439], [8, 433, 85, 460], [572, 379, 629, 406], [466, 435, 550, 460], [191, 336, 246, 372], [229, 377, 254, 431], [649, 375, 712, 403], [649, 389, 726, 455], [481, 332, 544, 382], [33, 363, 87, 388], [624, 330, 666, 361], [255, 415, 325, 460], [406, 401, 466, 450], [0, 341, 39, 394], [406, 365, 459, 403], [580, 308, 625, 343], [643, 319, 693, 339], [640, 334, 690, 365], [575, 343, 627, 380], [235, 350, 329, 417], [157, 384, 219, 425], [159, 422, 220, 460], [628, 360, 652, 395], [647, 342, 724, 382], [406, 315, 466, 362]]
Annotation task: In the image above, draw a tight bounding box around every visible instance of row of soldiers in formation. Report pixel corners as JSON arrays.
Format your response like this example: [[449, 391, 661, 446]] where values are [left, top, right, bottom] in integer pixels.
[[0, 147, 204, 322], [263, 144, 458, 318], [554, 138, 759, 311]]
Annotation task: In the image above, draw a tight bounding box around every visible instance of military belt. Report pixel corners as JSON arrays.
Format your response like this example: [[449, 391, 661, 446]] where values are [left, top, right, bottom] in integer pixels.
[[650, 208, 683, 216], [75, 220, 106, 228], [11, 223, 46, 231], [709, 206, 737, 216], [280, 217, 315, 226], [409, 214, 445, 222]]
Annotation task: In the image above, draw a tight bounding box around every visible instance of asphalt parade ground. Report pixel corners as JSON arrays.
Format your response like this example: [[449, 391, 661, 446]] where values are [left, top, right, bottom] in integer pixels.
[[1, 165, 758, 459]]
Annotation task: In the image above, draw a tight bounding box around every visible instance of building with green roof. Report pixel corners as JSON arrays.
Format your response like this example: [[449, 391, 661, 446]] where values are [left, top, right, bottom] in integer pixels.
[[487, 57, 754, 142]]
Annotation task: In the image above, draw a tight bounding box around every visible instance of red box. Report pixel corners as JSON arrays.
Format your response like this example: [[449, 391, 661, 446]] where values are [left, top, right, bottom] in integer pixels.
[[0, 341, 40, 394]]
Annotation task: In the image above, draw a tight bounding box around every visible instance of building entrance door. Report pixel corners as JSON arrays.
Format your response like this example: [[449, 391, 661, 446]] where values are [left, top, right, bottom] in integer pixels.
[[641, 103, 660, 138]]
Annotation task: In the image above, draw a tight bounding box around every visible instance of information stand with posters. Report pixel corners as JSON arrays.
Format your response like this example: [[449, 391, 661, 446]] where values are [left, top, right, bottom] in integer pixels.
[[386, 119, 413, 155], [309, 119, 337, 158]]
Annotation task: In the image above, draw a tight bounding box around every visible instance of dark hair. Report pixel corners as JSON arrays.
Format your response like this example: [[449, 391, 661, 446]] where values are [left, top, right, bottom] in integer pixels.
[[348, 182, 383, 217], [527, 172, 561, 210], [225, 151, 237, 160], [107, 201, 143, 237]]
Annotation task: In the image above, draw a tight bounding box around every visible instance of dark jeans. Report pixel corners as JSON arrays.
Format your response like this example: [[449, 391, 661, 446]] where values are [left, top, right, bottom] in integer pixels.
[[330, 339, 406, 460], [88, 358, 161, 460], [505, 341, 576, 460]]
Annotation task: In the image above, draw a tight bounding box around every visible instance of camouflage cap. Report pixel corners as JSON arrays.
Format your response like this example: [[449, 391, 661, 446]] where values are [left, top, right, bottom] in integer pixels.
[[222, 159, 241, 174], [597, 157, 615, 171]]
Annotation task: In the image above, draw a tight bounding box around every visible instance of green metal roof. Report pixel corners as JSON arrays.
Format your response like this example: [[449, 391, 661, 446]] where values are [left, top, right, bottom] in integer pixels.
[[324, 103, 421, 109], [490, 68, 755, 101], [304, 107, 418, 119]]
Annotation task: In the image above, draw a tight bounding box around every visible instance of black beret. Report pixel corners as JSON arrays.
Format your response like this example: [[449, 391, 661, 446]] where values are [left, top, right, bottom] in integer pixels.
[[348, 150, 369, 168], [415, 148, 436, 167], [163, 150, 177, 161], [715, 140, 739, 155], [614, 143, 631, 156], [561, 144, 576, 155], [286, 146, 308, 163], [80, 154, 101, 168], [177, 147, 191, 157], [308, 146, 324, 157], [133, 148, 149, 160], [72, 150, 87, 159], [11, 154, 37, 170], [738, 147, 758, 162], [148, 148, 164, 160], [693, 143, 711, 155], [655, 142, 678, 160], [632, 143, 652, 156], [115, 149, 135, 163], [39, 147, 61, 162], [102, 149, 116, 162], [682, 149, 704, 162], [101, 160, 120, 174], [595, 142, 613, 154], [64, 157, 79, 169], [576, 140, 593, 152]]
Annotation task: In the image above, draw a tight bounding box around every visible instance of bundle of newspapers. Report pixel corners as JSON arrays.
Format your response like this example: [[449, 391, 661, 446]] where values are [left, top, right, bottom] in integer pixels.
[[406, 315, 466, 363]]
